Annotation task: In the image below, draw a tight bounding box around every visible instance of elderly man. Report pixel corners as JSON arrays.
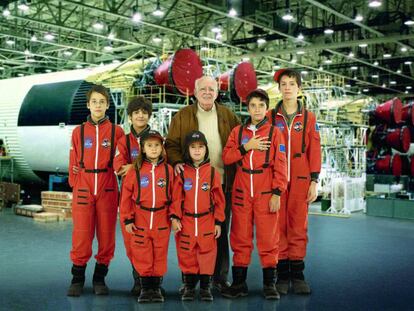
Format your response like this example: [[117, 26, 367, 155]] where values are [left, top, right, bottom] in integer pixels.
[[166, 75, 240, 292]]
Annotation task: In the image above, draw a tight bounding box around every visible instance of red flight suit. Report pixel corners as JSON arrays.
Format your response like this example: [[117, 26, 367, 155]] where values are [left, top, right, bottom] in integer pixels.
[[69, 116, 124, 266], [114, 125, 150, 261], [222, 117, 288, 268], [120, 159, 173, 277], [267, 101, 321, 260], [170, 162, 226, 275]]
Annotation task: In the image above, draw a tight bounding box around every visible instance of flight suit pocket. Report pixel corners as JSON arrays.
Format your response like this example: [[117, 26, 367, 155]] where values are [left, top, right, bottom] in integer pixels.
[[199, 232, 216, 252]]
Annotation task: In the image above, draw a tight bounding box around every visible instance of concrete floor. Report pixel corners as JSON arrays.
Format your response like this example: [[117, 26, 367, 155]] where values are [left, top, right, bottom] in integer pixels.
[[1, 207, 414, 311]]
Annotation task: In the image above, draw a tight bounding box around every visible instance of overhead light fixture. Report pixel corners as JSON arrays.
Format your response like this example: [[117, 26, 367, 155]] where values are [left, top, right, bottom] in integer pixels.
[[228, 8, 237, 17], [282, 10, 294, 21], [45, 69, 52, 73], [318, 66, 323, 71], [390, 81, 397, 85], [107, 28, 116, 40], [372, 74, 379, 78], [152, 36, 162, 43], [18, 1, 29, 12], [348, 52, 355, 58], [297, 50, 305, 55], [25, 57, 36, 63], [345, 84, 351, 88], [215, 32, 223, 41], [404, 17, 414, 26], [351, 66, 358, 70], [242, 57, 250, 62], [404, 61, 412, 65], [211, 25, 222, 33], [359, 43, 368, 48], [297, 33, 305, 41], [257, 38, 266, 45], [382, 83, 386, 88], [368, 1, 382, 8], [93, 20, 105, 31], [358, 91, 362, 94], [17, 73, 24, 77], [405, 90, 409, 94], [273, 65, 281, 70], [401, 47, 408, 52], [355, 14, 364, 22], [24, 48, 31, 56], [397, 69, 402, 74], [383, 53, 392, 58], [324, 28, 334, 35], [291, 58, 297, 64], [373, 61, 379, 66], [324, 59, 333, 64], [6, 39, 15, 46], [2, 7, 11, 17], [363, 88, 369, 92], [44, 32, 55, 41], [63, 50, 72, 57], [152, 1, 164, 17], [104, 42, 113, 52], [353, 76, 358, 80], [132, 6, 141, 23], [30, 33, 37, 42], [200, 47, 210, 52], [301, 70, 308, 75], [406, 86, 412, 89]]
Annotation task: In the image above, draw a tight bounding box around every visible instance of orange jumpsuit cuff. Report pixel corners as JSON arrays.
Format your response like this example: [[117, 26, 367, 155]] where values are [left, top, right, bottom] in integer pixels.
[[215, 220, 223, 226], [310, 172, 320, 182], [272, 188, 282, 196]]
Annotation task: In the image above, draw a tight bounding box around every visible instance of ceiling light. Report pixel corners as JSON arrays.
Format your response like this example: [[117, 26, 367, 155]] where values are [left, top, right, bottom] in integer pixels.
[[152, 1, 164, 17], [397, 69, 402, 73], [25, 58, 36, 63], [152, 36, 162, 43], [297, 33, 305, 41], [211, 25, 222, 33], [318, 66, 323, 71], [215, 32, 223, 41], [406, 86, 412, 89], [363, 88, 369, 92], [373, 61, 379, 66], [132, 6, 141, 23], [355, 14, 364, 22], [390, 81, 397, 85], [108, 32, 116, 40], [282, 10, 294, 21], [24, 48, 31, 56], [291, 58, 297, 64], [301, 70, 308, 75], [228, 8, 237, 17], [359, 43, 368, 48], [45, 69, 52, 73], [63, 50, 72, 57], [200, 47, 210, 52], [383, 53, 392, 58], [324, 28, 334, 35], [242, 57, 250, 62], [382, 83, 386, 88], [348, 52, 355, 58], [17, 73, 24, 77], [400, 47, 408, 52], [404, 17, 414, 26], [368, 1, 382, 8], [30, 34, 37, 42], [104, 43, 113, 52], [404, 61, 412, 65], [405, 91, 409, 94], [351, 66, 358, 70], [372, 74, 379, 78], [273, 65, 281, 70], [297, 50, 305, 55], [18, 1, 29, 12], [93, 20, 105, 31], [44, 32, 55, 41], [2, 8, 10, 17], [6, 39, 15, 46], [358, 91, 362, 94], [257, 38, 266, 45], [353, 76, 358, 80], [345, 84, 351, 88], [324, 59, 333, 64]]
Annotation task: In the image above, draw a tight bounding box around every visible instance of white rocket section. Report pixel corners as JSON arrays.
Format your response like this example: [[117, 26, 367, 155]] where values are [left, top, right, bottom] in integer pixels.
[[0, 64, 120, 182]]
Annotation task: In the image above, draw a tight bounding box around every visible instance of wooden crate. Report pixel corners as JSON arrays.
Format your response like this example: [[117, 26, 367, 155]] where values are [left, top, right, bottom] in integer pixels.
[[0, 182, 20, 203], [42, 199, 72, 209], [42, 206, 72, 220], [14, 206, 42, 217], [41, 191, 72, 201], [33, 212, 60, 222]]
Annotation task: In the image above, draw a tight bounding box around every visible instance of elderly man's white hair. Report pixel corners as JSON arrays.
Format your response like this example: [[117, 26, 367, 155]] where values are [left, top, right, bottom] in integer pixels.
[[194, 76, 218, 93]]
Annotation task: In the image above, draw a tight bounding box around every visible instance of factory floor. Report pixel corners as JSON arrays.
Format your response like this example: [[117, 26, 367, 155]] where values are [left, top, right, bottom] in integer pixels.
[[0, 207, 413, 311]]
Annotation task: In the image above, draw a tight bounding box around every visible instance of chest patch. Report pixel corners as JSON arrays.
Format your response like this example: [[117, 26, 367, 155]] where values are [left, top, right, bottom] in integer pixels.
[[101, 138, 111, 148], [84, 137, 93, 149], [184, 178, 193, 191], [201, 182, 210, 191], [293, 121, 303, 132], [140, 175, 150, 188], [241, 136, 250, 145], [131, 148, 139, 160], [157, 178, 166, 188], [276, 122, 285, 131]]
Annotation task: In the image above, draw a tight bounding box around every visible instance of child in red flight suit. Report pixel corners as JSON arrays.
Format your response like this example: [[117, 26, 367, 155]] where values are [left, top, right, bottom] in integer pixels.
[[222, 89, 288, 300], [120, 130, 173, 303], [267, 69, 321, 295], [170, 131, 226, 302], [114, 96, 152, 295], [67, 85, 124, 297]]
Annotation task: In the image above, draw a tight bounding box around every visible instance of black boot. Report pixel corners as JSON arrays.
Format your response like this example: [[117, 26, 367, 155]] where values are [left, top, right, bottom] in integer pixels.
[[290, 260, 311, 295], [221, 266, 248, 298], [178, 272, 185, 295], [92, 263, 109, 295], [138, 277, 152, 303], [199, 275, 213, 301], [181, 274, 198, 301], [151, 277, 165, 302], [263, 268, 280, 300], [276, 259, 290, 295], [67, 264, 86, 297], [131, 267, 141, 296]]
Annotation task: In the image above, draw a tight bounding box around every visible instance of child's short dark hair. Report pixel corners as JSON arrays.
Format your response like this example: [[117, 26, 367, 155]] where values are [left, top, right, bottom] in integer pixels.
[[246, 89, 270, 109], [127, 96, 152, 117], [86, 85, 110, 104], [276, 69, 302, 87]]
